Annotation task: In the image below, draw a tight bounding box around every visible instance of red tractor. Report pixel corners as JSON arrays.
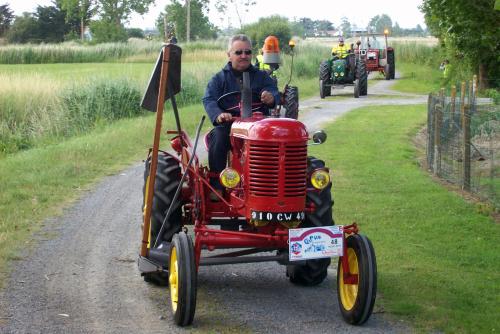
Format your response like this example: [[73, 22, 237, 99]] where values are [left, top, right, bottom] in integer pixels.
[[138, 43, 377, 327], [355, 29, 395, 80]]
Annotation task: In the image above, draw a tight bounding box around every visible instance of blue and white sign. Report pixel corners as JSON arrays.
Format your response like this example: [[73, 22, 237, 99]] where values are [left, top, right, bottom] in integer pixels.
[[289, 226, 343, 261]]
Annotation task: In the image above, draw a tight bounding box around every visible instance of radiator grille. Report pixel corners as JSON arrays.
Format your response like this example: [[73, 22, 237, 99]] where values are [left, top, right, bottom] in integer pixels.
[[248, 142, 307, 197]]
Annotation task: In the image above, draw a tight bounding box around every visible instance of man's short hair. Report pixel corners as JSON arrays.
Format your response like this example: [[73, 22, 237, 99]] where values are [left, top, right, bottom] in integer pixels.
[[228, 34, 252, 51]]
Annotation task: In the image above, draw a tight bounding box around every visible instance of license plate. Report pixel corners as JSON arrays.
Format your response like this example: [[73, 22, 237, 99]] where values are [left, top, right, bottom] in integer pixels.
[[289, 226, 343, 261], [250, 211, 305, 223]]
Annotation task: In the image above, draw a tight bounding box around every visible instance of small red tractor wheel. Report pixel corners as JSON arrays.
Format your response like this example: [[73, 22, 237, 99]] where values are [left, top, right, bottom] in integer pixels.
[[169, 232, 197, 326], [337, 234, 377, 325]]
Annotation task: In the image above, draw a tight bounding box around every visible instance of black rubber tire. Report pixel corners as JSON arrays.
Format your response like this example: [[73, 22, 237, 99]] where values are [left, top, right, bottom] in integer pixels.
[[387, 50, 395, 79], [356, 59, 368, 96], [143, 153, 182, 245], [284, 86, 299, 119], [384, 63, 391, 80], [337, 234, 377, 325], [287, 157, 334, 286], [319, 60, 331, 98], [354, 80, 360, 98], [169, 232, 197, 326]]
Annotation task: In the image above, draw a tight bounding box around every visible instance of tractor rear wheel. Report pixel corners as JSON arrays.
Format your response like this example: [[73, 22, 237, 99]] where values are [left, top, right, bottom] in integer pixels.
[[284, 85, 299, 119], [319, 61, 331, 98], [142, 153, 182, 284], [337, 234, 377, 325], [353, 80, 360, 98], [384, 63, 391, 80], [357, 59, 368, 96], [143, 152, 182, 246], [287, 157, 334, 286], [169, 232, 197, 326], [387, 50, 395, 79]]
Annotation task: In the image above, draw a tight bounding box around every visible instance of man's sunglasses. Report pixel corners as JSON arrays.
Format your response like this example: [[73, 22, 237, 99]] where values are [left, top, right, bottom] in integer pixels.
[[234, 49, 252, 56]]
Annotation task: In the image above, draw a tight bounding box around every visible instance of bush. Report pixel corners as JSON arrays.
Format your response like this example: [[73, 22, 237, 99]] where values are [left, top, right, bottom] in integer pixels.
[[90, 20, 128, 43], [241, 16, 292, 53]]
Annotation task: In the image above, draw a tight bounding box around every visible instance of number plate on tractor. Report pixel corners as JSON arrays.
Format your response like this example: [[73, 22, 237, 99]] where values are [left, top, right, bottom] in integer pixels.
[[250, 211, 305, 223], [289, 226, 343, 261]]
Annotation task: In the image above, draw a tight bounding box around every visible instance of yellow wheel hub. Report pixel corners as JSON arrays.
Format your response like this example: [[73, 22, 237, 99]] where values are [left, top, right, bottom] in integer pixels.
[[339, 248, 359, 310], [169, 247, 179, 311]]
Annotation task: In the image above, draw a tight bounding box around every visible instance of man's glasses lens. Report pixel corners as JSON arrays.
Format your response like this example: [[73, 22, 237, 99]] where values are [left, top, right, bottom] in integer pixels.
[[234, 49, 252, 55]]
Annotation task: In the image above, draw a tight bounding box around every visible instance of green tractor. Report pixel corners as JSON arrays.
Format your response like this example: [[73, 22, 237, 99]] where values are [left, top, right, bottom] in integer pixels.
[[319, 51, 368, 99]]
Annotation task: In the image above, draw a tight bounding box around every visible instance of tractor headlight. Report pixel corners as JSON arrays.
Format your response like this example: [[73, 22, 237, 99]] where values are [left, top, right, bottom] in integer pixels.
[[220, 168, 240, 188], [311, 169, 330, 190], [334, 72, 339, 77], [340, 72, 344, 77]]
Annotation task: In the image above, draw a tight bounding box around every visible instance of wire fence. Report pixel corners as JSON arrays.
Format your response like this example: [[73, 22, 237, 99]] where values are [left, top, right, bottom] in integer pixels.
[[427, 76, 500, 207]]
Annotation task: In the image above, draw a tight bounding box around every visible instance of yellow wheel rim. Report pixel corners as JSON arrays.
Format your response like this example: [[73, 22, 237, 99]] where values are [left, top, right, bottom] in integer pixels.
[[169, 247, 179, 312], [339, 248, 359, 311]]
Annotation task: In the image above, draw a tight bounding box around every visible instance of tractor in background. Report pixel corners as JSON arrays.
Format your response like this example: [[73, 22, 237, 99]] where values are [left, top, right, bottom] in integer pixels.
[[355, 29, 395, 80], [319, 45, 368, 99]]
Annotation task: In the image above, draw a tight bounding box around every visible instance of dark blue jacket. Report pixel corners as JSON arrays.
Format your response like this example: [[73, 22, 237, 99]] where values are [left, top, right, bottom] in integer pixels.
[[202, 63, 280, 125]]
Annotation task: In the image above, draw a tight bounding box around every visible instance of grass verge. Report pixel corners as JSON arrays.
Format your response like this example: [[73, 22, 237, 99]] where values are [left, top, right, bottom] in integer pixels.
[[308, 104, 499, 333], [0, 104, 208, 284], [392, 62, 443, 94]]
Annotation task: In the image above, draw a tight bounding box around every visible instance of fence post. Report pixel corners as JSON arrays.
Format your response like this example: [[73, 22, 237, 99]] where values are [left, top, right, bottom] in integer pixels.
[[460, 81, 466, 128], [450, 85, 456, 132], [462, 82, 471, 191], [427, 93, 434, 169], [434, 88, 444, 175]]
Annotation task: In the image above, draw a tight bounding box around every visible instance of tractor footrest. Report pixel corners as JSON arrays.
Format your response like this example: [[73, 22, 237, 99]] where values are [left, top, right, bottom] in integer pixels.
[[200, 253, 287, 266]]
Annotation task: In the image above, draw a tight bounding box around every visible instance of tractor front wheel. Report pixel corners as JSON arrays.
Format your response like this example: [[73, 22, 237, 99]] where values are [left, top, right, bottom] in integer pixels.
[[387, 50, 395, 79], [337, 234, 377, 325], [284, 86, 299, 119], [287, 157, 334, 286], [169, 232, 197, 326], [357, 59, 368, 96], [319, 60, 331, 99]]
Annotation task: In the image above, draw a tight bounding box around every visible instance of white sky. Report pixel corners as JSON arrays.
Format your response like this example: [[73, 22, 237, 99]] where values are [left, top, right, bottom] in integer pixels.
[[6, 0, 426, 30]]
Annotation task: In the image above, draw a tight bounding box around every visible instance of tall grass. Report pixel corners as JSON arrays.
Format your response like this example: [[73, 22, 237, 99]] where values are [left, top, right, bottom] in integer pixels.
[[0, 39, 162, 64], [392, 41, 440, 65]]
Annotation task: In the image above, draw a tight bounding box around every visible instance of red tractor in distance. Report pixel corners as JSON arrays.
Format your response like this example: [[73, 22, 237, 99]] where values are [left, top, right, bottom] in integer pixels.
[[138, 43, 377, 327], [355, 29, 395, 80]]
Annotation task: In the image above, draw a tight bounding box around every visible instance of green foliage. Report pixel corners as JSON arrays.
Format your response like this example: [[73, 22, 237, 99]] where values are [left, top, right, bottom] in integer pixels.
[[291, 18, 333, 38], [241, 16, 291, 53], [60, 0, 97, 40], [368, 14, 392, 34], [90, 20, 128, 43], [61, 79, 144, 134], [420, 0, 500, 88], [0, 39, 161, 64], [6, 13, 39, 43], [0, 3, 14, 37], [126, 27, 144, 39], [97, 0, 154, 25], [157, 0, 217, 42]]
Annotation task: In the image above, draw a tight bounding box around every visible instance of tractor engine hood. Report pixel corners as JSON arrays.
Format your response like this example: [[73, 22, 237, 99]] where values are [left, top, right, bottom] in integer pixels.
[[230, 116, 308, 142]]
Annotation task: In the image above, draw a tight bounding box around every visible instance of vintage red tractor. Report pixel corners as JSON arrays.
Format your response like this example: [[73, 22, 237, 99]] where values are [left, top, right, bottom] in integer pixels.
[[355, 29, 395, 80], [138, 43, 377, 327]]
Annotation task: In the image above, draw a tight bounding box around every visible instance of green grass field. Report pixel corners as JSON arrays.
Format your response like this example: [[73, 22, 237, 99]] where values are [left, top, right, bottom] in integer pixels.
[[310, 104, 499, 333]]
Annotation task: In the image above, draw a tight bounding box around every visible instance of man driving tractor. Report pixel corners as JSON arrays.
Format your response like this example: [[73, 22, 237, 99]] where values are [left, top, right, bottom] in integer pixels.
[[202, 34, 280, 198], [331, 36, 353, 77]]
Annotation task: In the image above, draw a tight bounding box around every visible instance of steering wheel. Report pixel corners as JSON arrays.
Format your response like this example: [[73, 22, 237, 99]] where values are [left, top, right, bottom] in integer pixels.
[[216, 91, 264, 115]]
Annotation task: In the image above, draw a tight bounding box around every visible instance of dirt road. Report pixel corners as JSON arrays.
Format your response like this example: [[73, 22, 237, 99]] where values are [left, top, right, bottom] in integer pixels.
[[0, 75, 425, 334]]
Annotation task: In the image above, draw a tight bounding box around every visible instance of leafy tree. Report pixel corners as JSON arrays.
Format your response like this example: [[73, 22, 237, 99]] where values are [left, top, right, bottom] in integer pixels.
[[0, 3, 14, 37], [392, 21, 402, 36], [60, 0, 97, 40], [90, 19, 127, 42], [420, 0, 500, 88], [214, 0, 256, 28], [126, 27, 144, 38], [368, 14, 392, 33], [241, 15, 291, 53], [157, 0, 217, 42], [339, 17, 351, 37], [35, 5, 68, 42], [97, 0, 154, 27], [6, 13, 38, 43]]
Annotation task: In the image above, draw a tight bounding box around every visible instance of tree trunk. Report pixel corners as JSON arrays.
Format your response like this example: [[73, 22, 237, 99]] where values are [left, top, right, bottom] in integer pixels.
[[478, 63, 488, 90], [81, 18, 84, 41]]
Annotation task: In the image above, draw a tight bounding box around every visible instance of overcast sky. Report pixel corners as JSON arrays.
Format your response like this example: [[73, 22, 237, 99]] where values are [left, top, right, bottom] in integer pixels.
[[7, 0, 426, 30]]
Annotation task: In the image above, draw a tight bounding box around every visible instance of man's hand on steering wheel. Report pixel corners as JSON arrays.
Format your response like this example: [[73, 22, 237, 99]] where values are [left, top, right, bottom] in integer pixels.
[[260, 90, 274, 106], [216, 112, 233, 124]]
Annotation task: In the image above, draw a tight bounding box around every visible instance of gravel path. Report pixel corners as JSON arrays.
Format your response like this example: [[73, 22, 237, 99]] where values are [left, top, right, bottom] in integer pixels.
[[0, 74, 424, 334]]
